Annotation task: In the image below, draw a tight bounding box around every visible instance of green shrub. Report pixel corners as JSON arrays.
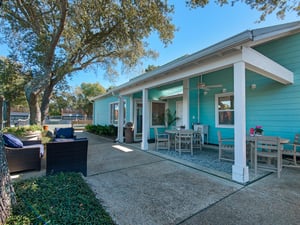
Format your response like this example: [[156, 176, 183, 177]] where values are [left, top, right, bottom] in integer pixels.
[[6, 173, 115, 225], [2, 125, 43, 137], [86, 124, 117, 138]]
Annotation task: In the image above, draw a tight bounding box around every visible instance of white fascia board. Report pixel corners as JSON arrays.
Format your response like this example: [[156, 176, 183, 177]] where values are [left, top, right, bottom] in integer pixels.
[[119, 52, 242, 96], [252, 21, 300, 42], [119, 46, 293, 96], [90, 91, 114, 101], [114, 31, 252, 94], [242, 47, 294, 84]]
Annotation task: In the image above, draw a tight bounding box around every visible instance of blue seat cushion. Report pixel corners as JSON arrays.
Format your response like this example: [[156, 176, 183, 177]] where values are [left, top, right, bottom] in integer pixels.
[[55, 127, 74, 138], [3, 133, 23, 148]]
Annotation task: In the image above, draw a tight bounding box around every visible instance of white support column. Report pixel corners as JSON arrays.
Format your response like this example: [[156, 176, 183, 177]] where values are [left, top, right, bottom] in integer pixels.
[[141, 88, 149, 150], [232, 62, 249, 183], [130, 95, 133, 123], [182, 79, 190, 129], [117, 96, 124, 143]]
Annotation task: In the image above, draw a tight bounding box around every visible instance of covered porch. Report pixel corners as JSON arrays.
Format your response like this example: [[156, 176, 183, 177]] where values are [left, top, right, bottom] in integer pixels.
[[115, 44, 293, 183]]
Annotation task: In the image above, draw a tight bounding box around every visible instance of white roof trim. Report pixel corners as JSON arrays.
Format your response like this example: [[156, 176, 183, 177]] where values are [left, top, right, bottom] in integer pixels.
[[242, 47, 294, 84], [93, 21, 299, 99]]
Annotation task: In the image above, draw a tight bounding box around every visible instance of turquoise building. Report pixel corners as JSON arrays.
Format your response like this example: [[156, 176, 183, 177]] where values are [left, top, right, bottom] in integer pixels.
[[92, 21, 300, 183]]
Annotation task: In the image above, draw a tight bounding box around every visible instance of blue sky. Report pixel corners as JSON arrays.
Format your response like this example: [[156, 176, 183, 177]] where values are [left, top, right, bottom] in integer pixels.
[[0, 1, 299, 89]]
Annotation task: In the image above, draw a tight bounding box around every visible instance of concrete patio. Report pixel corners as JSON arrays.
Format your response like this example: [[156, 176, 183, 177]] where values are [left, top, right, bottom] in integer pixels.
[[10, 131, 300, 225]]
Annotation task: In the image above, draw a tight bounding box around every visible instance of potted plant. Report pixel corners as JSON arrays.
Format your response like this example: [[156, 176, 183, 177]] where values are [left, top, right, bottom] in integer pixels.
[[165, 109, 179, 127], [254, 126, 264, 136]]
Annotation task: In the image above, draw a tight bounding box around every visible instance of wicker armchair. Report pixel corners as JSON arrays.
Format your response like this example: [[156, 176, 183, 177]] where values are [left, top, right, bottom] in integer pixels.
[[46, 138, 88, 176], [5, 140, 42, 173]]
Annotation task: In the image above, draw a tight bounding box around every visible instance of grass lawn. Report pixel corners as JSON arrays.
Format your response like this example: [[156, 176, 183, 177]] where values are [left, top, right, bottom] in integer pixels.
[[6, 173, 115, 225]]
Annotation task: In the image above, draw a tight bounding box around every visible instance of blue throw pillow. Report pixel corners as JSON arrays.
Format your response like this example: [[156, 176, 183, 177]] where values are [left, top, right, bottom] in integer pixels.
[[55, 127, 74, 138], [3, 133, 23, 148]]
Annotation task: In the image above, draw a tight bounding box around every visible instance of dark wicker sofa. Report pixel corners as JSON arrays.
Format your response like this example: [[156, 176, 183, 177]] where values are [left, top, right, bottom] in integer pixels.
[[46, 138, 88, 176], [5, 140, 42, 173]]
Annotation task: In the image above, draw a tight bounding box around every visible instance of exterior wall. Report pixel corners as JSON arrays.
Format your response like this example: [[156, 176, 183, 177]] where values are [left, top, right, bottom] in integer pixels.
[[196, 68, 234, 144], [93, 95, 131, 126], [188, 33, 300, 145], [247, 33, 300, 141]]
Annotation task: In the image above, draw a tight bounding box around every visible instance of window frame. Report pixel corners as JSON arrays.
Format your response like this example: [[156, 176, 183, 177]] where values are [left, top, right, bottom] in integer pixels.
[[109, 101, 126, 126], [215, 92, 234, 128], [150, 101, 167, 127]]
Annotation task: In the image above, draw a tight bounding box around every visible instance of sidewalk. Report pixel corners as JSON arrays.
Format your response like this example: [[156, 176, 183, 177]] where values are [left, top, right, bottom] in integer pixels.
[[81, 132, 300, 225]]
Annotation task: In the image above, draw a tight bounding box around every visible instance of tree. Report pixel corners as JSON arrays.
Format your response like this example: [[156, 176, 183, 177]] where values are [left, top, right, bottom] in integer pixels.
[[145, 65, 159, 73], [186, 0, 299, 21], [106, 86, 116, 92], [0, 57, 28, 127], [74, 82, 106, 118], [0, 0, 175, 125], [48, 88, 76, 117], [0, 133, 16, 224]]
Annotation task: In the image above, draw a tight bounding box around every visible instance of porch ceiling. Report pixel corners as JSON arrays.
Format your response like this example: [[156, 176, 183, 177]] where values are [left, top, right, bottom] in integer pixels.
[[119, 46, 293, 96]]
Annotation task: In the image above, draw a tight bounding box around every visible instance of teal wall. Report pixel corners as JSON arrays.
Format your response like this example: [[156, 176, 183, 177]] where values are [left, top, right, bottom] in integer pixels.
[[190, 68, 235, 144], [247, 33, 300, 141], [189, 33, 300, 144], [93, 95, 130, 125]]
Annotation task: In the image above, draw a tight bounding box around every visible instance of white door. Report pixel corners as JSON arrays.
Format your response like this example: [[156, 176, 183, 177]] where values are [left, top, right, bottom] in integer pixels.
[[176, 101, 183, 127]]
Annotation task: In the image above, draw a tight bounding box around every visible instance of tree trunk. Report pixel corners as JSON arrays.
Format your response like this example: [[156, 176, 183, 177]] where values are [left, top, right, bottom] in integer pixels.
[[26, 92, 41, 125], [5, 101, 11, 127], [0, 96, 4, 129], [0, 133, 16, 224], [40, 82, 55, 125]]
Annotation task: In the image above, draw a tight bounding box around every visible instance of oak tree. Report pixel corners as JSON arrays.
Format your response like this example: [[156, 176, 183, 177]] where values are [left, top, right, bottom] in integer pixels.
[[0, 0, 175, 124]]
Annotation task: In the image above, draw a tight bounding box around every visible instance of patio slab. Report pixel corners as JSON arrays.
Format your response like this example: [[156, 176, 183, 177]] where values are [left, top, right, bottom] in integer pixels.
[[83, 132, 300, 225], [181, 168, 300, 225], [85, 157, 242, 225], [10, 132, 300, 225]]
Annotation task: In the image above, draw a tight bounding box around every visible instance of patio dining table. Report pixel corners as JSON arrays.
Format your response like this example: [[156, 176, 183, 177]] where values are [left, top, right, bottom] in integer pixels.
[[165, 129, 195, 142], [165, 129, 201, 154], [165, 129, 198, 135], [246, 135, 289, 144]]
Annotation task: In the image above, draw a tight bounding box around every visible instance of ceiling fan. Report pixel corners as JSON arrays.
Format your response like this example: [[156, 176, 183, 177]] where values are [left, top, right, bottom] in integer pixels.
[[198, 75, 222, 90]]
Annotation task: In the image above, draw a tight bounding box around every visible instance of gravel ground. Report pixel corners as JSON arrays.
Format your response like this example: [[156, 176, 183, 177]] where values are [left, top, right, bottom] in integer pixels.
[[156, 147, 234, 175]]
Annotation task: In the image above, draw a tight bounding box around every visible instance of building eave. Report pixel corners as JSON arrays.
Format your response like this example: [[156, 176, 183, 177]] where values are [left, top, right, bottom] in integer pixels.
[[95, 20, 300, 98]]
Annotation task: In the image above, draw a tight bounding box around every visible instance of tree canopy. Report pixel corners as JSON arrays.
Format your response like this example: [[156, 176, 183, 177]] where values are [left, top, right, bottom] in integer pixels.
[[186, 0, 299, 21], [0, 0, 175, 124], [74, 82, 106, 117]]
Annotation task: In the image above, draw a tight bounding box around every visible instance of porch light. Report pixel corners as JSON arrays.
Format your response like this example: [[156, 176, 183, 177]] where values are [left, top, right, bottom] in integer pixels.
[[251, 84, 256, 90], [203, 91, 208, 95], [222, 88, 227, 93]]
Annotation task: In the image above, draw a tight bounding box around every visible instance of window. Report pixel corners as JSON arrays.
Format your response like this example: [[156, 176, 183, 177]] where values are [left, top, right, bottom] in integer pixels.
[[215, 93, 234, 127], [110, 101, 126, 125], [151, 101, 166, 126]]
